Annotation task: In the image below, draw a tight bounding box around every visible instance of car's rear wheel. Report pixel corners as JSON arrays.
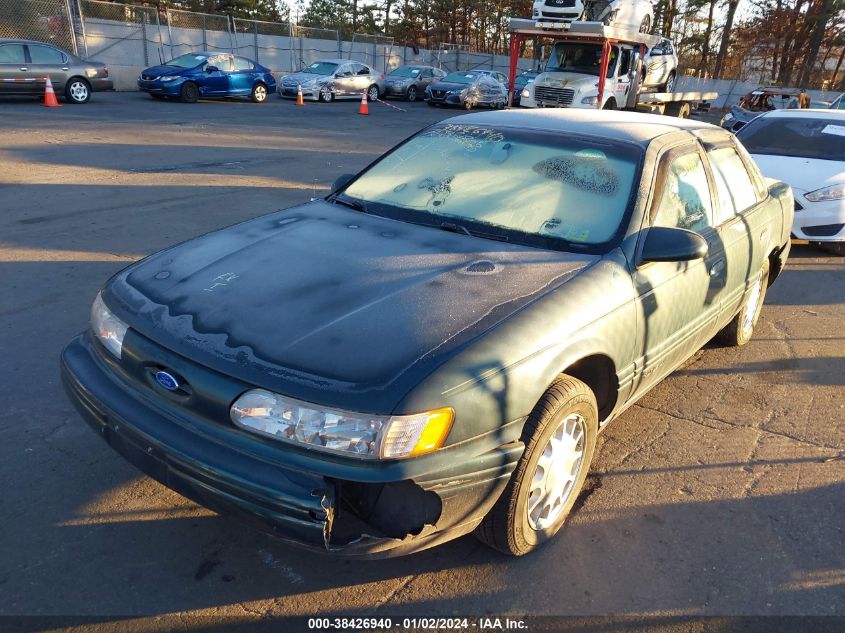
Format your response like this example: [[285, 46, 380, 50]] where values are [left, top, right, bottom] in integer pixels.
[[662, 71, 676, 94], [319, 86, 334, 102], [180, 82, 199, 103], [65, 78, 90, 104], [367, 84, 380, 102], [639, 14, 652, 33], [251, 82, 268, 103], [407, 85, 418, 102], [717, 261, 769, 347], [475, 376, 598, 556]]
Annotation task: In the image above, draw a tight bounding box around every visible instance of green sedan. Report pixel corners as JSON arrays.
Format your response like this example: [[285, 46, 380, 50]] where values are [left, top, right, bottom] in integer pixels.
[[61, 109, 793, 557]]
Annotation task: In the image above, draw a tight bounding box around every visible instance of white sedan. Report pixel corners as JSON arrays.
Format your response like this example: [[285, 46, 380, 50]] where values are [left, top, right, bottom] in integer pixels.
[[737, 109, 845, 254], [533, 0, 654, 33]]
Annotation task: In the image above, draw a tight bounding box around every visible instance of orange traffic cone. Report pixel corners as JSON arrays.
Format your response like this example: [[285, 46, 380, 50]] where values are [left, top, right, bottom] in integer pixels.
[[358, 90, 368, 115], [43, 75, 61, 108], [296, 84, 304, 106]]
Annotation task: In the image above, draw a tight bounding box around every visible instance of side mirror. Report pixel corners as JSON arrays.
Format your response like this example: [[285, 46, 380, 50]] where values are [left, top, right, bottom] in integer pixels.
[[640, 227, 708, 264], [206, 65, 219, 73], [331, 173, 355, 193]]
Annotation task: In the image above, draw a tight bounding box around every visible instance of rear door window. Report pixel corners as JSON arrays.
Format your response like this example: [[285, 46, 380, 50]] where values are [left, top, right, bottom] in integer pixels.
[[27, 45, 66, 64], [707, 147, 758, 223], [0, 44, 26, 64], [233, 57, 254, 71]]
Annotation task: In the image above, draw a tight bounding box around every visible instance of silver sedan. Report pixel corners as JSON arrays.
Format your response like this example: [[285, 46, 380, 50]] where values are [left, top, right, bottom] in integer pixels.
[[279, 59, 385, 103]]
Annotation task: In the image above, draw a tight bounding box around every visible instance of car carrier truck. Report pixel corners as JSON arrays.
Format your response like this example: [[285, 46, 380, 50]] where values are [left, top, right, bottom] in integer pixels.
[[507, 19, 716, 117]]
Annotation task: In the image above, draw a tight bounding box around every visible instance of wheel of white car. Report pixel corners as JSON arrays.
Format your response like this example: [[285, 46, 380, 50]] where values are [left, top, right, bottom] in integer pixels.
[[367, 84, 380, 102], [717, 260, 769, 347], [639, 14, 652, 33], [319, 86, 334, 102], [475, 375, 598, 556], [663, 71, 676, 94]]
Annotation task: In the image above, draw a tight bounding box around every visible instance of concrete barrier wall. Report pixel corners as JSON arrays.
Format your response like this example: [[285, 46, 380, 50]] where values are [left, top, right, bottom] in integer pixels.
[[676, 76, 841, 109]]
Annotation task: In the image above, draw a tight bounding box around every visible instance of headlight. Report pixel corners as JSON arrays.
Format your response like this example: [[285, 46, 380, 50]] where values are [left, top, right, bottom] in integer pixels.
[[805, 183, 845, 202], [581, 95, 598, 105], [521, 88, 530, 98], [723, 112, 734, 122], [230, 389, 454, 459], [160, 76, 179, 82], [91, 292, 128, 359]]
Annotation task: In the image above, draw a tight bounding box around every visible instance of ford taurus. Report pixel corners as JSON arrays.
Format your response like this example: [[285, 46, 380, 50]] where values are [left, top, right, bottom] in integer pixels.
[[61, 110, 793, 557]]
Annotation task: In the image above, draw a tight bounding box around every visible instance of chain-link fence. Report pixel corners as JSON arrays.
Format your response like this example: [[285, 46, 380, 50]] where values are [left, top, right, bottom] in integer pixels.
[[165, 8, 233, 58], [348, 33, 394, 73], [0, 0, 76, 55], [232, 18, 294, 71], [78, 0, 163, 65]]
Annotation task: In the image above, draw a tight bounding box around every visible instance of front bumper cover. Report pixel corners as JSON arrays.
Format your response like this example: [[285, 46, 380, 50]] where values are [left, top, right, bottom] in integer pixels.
[[61, 333, 523, 557]]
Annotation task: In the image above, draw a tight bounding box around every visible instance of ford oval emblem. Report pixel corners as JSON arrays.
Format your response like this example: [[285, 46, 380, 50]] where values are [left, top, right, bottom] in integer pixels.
[[154, 370, 179, 391]]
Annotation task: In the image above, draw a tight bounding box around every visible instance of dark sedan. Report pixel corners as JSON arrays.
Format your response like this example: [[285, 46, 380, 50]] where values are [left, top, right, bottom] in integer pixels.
[[425, 71, 507, 109], [138, 52, 275, 103], [512, 69, 540, 105], [383, 65, 446, 101], [62, 110, 792, 557], [0, 38, 112, 103]]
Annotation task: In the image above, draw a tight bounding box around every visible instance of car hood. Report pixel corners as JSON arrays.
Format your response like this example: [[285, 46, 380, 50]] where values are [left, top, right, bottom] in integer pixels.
[[749, 154, 845, 195], [533, 72, 594, 88], [429, 81, 473, 92], [105, 201, 595, 413], [729, 105, 759, 122], [283, 71, 329, 84], [142, 63, 194, 77]]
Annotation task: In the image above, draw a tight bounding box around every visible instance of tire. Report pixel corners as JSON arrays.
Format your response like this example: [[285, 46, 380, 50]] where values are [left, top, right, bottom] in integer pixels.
[[65, 78, 90, 104], [662, 71, 676, 94], [319, 85, 334, 102], [407, 85, 418, 102], [366, 84, 380, 102], [251, 82, 268, 103], [639, 14, 652, 33], [824, 242, 845, 256], [475, 376, 598, 556], [717, 261, 769, 347], [464, 99, 473, 111], [180, 81, 199, 103]]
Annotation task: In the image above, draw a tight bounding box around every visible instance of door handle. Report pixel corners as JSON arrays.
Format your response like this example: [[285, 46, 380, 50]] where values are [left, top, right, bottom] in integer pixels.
[[61, 67, 69, 71], [20, 67, 28, 71], [709, 260, 726, 277]]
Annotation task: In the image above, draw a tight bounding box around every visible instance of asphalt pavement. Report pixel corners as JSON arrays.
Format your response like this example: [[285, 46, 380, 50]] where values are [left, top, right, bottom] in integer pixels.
[[0, 93, 843, 630]]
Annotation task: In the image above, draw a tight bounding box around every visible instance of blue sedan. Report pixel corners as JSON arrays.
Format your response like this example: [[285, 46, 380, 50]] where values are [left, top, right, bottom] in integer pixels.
[[138, 52, 275, 103]]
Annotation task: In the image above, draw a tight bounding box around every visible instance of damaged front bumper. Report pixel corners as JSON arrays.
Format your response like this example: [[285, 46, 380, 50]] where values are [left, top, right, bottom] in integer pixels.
[[61, 334, 523, 557]]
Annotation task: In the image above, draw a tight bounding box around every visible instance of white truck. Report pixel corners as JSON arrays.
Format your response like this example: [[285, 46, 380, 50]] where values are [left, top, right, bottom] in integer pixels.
[[507, 19, 716, 117]]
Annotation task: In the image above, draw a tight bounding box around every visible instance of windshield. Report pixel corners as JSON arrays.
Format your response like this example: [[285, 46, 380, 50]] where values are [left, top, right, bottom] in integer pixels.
[[545, 43, 614, 77], [390, 67, 422, 78], [302, 62, 338, 75], [738, 116, 845, 161], [442, 72, 480, 85], [165, 53, 207, 68], [341, 124, 641, 251]]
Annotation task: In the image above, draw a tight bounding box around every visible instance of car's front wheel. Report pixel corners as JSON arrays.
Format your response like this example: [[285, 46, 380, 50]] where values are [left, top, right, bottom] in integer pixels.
[[717, 260, 769, 346], [407, 85, 418, 102], [65, 78, 90, 104], [319, 86, 334, 102], [251, 82, 268, 103], [475, 376, 598, 556], [180, 81, 199, 103]]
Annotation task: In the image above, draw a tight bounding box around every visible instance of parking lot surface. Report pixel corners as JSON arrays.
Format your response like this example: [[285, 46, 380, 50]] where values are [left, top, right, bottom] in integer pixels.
[[1, 93, 843, 627]]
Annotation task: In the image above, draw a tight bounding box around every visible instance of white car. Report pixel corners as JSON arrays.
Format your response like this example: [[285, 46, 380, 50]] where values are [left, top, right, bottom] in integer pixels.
[[642, 37, 678, 92], [737, 109, 845, 254], [533, 0, 654, 33]]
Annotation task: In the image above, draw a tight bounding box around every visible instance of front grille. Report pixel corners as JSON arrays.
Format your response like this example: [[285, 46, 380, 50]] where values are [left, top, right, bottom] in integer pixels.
[[545, 0, 576, 6], [141, 74, 156, 80], [801, 223, 844, 237], [534, 86, 574, 106], [541, 11, 578, 17], [794, 200, 804, 211], [432, 90, 446, 98], [732, 121, 746, 131]]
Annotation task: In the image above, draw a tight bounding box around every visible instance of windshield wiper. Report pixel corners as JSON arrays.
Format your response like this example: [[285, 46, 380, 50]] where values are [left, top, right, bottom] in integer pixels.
[[332, 195, 366, 212], [439, 221, 473, 237]]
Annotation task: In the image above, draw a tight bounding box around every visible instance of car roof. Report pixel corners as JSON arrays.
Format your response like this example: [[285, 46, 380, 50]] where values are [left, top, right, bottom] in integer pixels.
[[754, 108, 845, 120], [446, 108, 720, 146], [311, 58, 370, 66], [0, 38, 66, 47]]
